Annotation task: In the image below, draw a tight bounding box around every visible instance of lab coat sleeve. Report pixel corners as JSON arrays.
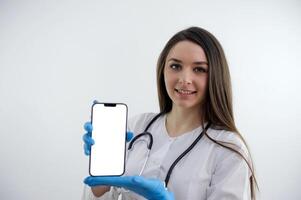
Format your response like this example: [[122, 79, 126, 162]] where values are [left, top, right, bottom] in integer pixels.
[[206, 149, 251, 200]]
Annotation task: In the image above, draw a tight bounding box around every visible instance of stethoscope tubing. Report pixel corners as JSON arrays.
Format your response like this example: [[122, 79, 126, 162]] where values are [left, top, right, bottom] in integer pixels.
[[127, 132, 153, 176], [127, 112, 211, 187]]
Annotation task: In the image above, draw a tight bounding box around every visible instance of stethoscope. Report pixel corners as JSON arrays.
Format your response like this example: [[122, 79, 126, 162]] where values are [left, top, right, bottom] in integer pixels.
[[127, 112, 211, 187]]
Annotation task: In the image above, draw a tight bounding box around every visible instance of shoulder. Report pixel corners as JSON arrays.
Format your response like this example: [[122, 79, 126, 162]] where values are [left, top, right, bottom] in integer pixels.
[[128, 112, 158, 134], [207, 128, 251, 165], [208, 129, 247, 151]]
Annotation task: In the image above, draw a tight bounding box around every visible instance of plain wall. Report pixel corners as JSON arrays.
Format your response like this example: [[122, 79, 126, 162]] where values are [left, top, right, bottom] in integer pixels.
[[0, 0, 300, 199]]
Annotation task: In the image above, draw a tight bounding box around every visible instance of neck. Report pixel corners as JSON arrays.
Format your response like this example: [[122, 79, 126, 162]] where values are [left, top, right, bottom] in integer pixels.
[[166, 106, 204, 137]]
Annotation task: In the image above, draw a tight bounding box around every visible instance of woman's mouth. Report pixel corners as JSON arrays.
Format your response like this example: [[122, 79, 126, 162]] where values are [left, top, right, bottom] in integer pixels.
[[175, 88, 197, 95]]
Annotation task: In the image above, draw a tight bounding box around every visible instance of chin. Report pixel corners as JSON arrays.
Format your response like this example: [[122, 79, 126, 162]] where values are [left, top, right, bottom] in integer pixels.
[[174, 101, 200, 110]]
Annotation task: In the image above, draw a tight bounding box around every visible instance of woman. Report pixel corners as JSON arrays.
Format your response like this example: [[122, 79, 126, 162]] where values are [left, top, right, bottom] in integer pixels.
[[82, 26, 257, 200]]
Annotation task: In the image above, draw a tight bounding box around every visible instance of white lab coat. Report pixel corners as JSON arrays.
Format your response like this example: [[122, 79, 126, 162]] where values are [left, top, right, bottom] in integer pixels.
[[82, 113, 251, 200]]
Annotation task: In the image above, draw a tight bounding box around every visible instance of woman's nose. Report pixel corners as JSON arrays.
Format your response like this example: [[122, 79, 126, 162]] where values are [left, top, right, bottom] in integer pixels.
[[178, 70, 192, 84]]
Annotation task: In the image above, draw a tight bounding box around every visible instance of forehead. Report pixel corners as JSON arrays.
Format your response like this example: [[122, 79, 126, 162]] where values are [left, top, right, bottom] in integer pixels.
[[166, 40, 207, 62]]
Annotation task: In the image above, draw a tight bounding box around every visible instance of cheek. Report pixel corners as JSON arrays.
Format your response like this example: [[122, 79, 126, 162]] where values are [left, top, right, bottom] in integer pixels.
[[197, 77, 209, 93], [163, 68, 170, 87], [164, 71, 176, 90]]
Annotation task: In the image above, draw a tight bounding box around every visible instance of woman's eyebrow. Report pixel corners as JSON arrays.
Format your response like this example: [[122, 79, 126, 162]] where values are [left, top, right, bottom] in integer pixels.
[[193, 61, 208, 65], [167, 58, 208, 65], [167, 58, 182, 63]]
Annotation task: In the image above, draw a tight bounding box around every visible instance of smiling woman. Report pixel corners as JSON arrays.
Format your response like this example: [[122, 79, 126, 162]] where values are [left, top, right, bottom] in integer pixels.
[[82, 26, 258, 200]]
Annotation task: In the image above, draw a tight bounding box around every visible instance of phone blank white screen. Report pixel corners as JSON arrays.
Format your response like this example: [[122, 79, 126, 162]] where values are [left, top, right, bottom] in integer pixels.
[[90, 104, 127, 176]]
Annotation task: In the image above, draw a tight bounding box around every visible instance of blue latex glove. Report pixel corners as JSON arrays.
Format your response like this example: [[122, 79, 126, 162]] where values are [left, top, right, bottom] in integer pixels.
[[84, 176, 174, 200], [82, 121, 134, 155]]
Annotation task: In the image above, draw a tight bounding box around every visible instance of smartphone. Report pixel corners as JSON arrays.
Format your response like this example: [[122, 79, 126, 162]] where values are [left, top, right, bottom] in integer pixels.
[[89, 102, 128, 176]]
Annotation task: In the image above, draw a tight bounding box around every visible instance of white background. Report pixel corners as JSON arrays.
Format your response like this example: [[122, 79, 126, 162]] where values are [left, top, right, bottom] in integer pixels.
[[0, 0, 300, 199]]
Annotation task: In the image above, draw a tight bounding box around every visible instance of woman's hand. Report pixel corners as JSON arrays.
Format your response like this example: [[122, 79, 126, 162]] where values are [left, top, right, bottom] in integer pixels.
[[82, 105, 134, 197], [82, 122, 95, 155], [84, 176, 174, 200]]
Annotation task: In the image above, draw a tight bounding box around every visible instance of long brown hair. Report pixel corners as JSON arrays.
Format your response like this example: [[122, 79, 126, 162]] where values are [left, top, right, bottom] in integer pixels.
[[156, 27, 258, 199]]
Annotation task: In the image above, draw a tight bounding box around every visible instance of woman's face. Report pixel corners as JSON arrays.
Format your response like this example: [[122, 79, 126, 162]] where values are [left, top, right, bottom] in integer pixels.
[[164, 40, 209, 110]]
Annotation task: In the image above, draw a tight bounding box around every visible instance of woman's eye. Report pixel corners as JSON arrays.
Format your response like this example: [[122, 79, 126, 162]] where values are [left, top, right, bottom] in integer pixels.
[[170, 64, 181, 71], [194, 67, 207, 73]]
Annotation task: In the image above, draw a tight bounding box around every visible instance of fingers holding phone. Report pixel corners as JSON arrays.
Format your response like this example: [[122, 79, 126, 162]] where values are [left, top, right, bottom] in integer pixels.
[[83, 122, 94, 156]]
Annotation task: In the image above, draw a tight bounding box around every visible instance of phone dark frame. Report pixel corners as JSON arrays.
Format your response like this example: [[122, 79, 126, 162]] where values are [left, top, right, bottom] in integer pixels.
[[88, 102, 128, 177]]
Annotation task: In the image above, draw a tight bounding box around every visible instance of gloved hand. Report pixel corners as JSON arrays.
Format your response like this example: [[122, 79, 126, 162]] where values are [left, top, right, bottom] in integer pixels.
[[82, 122, 134, 155], [84, 175, 174, 200]]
